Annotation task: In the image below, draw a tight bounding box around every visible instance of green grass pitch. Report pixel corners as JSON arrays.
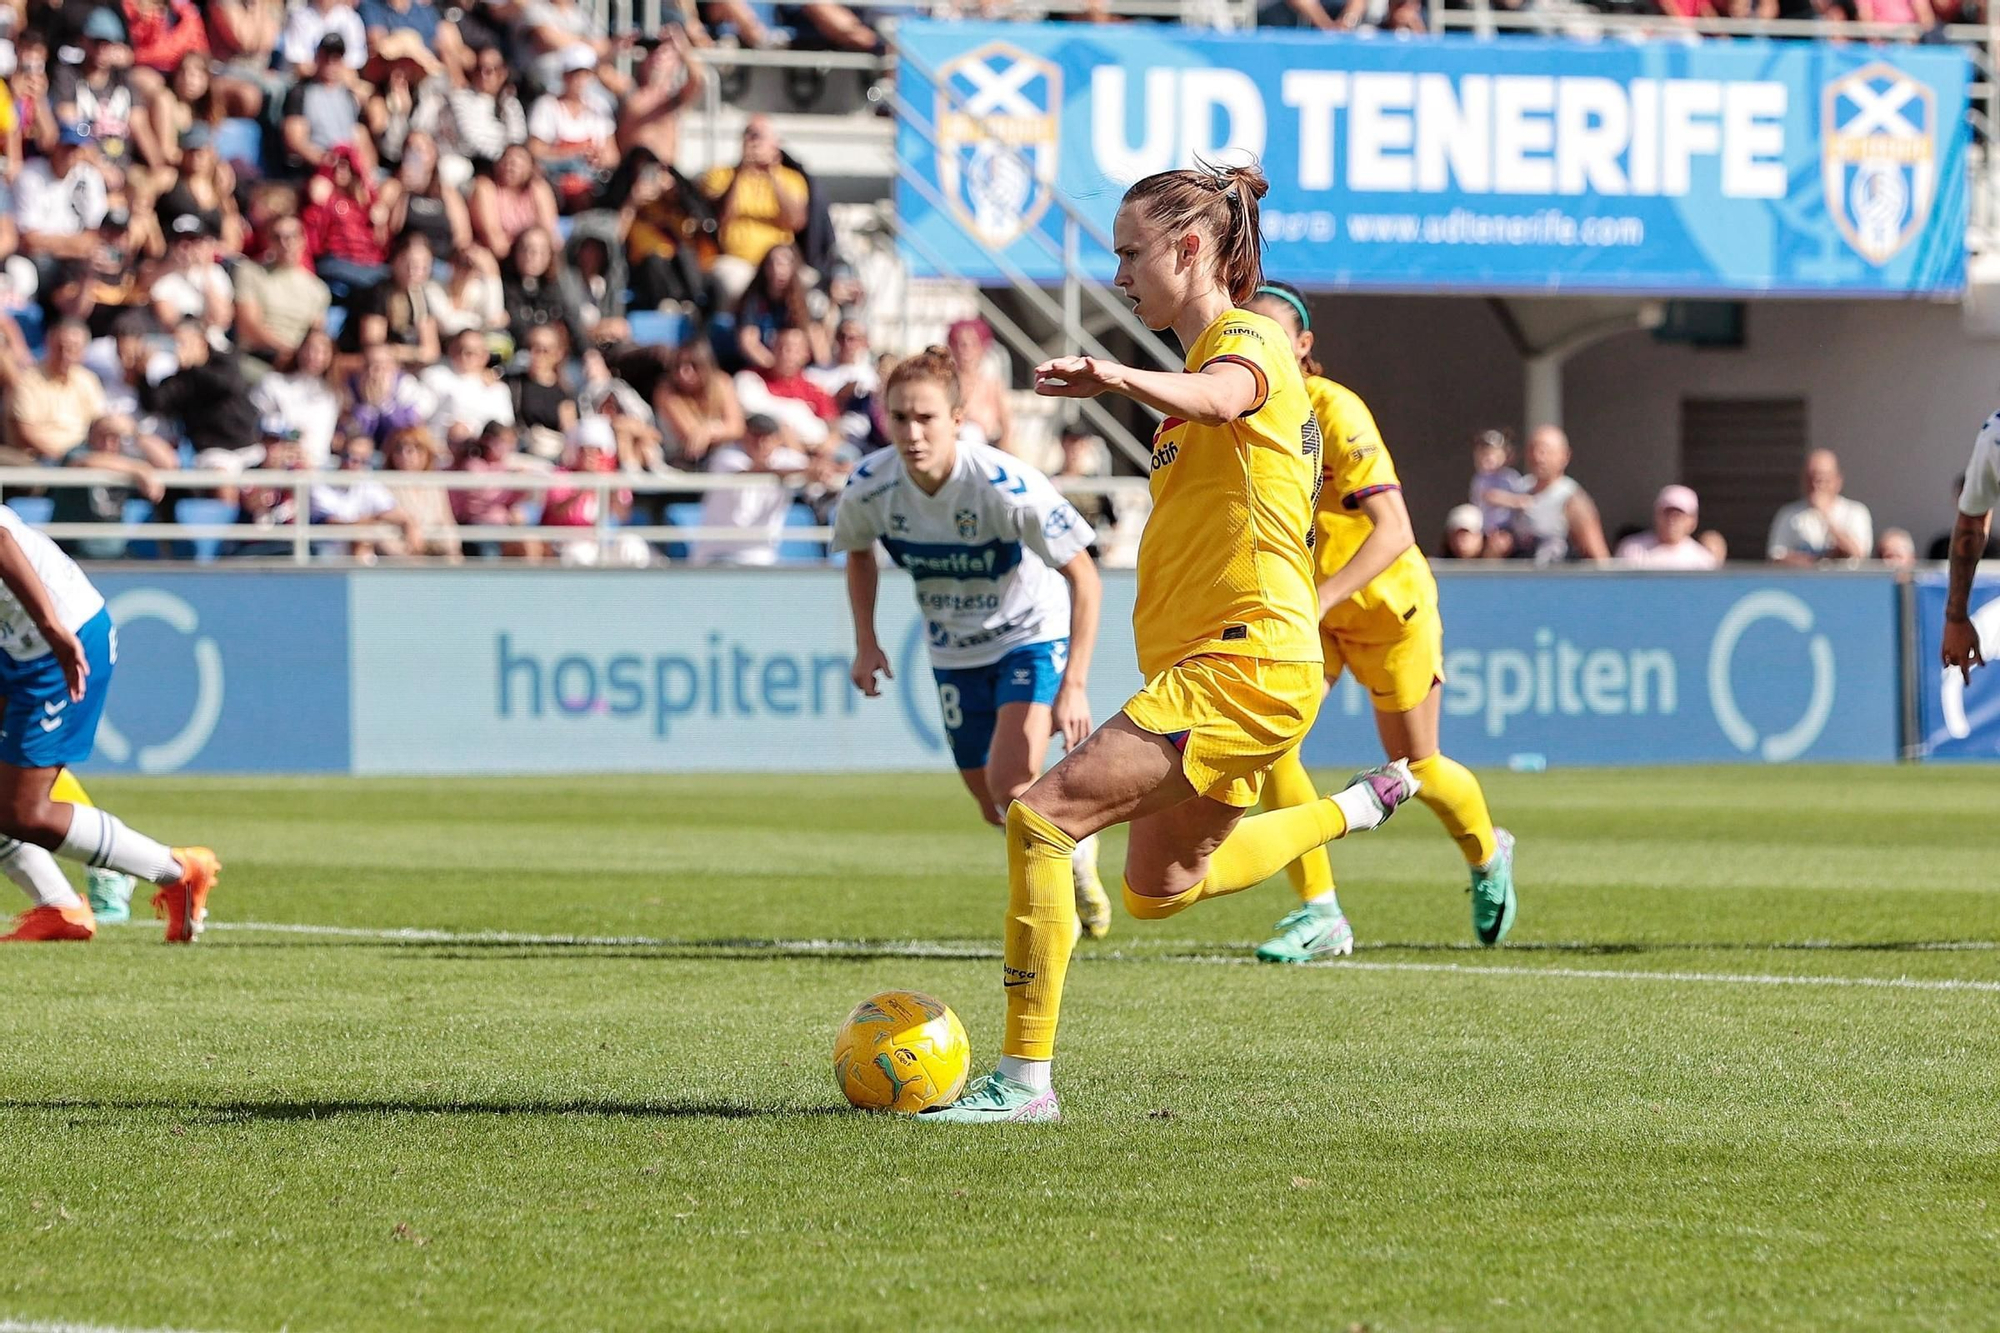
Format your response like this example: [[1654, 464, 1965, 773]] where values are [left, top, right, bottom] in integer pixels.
[[2, 767, 1998, 1331]]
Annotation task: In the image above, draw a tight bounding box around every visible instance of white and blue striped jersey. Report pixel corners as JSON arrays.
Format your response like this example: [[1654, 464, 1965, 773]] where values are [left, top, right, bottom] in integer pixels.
[[832, 441, 1095, 669], [0, 505, 104, 661]]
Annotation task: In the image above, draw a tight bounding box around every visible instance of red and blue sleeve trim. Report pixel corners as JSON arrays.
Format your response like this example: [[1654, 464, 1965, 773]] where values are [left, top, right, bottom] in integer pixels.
[[1202, 353, 1269, 417], [1342, 483, 1401, 511]]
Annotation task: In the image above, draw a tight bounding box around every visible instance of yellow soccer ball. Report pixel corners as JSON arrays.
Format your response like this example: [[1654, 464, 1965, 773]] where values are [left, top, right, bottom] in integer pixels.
[[832, 990, 971, 1113]]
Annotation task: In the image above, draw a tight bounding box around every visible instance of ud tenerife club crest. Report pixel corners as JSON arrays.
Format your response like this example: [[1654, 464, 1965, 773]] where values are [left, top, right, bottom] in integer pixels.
[[936, 42, 1061, 249], [955, 507, 978, 539], [1823, 62, 1938, 266]]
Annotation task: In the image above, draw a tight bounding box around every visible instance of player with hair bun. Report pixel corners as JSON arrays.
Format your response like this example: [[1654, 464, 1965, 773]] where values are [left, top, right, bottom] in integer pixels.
[[834, 345, 1112, 939], [921, 161, 1418, 1124]]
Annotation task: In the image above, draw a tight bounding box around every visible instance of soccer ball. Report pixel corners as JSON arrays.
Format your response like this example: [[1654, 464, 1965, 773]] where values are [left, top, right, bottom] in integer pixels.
[[832, 990, 971, 1113]]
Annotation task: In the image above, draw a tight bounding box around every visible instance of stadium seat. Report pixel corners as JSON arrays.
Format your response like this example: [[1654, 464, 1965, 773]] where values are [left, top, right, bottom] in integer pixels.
[[172, 497, 239, 563], [5, 496, 54, 525], [123, 496, 159, 560], [626, 309, 689, 350], [325, 306, 347, 340], [778, 502, 827, 562], [214, 118, 264, 174], [664, 501, 704, 561]]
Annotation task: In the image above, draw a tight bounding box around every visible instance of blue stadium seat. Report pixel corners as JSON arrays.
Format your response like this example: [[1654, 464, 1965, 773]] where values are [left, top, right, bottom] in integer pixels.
[[5, 496, 54, 525], [214, 118, 264, 173], [626, 309, 689, 349], [778, 502, 827, 562], [555, 216, 575, 243], [123, 496, 159, 560], [172, 497, 238, 563], [325, 306, 347, 340], [664, 501, 704, 561]]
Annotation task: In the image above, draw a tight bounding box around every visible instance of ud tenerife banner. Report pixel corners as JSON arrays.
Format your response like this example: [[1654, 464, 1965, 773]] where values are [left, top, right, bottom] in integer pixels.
[[894, 22, 1970, 296]]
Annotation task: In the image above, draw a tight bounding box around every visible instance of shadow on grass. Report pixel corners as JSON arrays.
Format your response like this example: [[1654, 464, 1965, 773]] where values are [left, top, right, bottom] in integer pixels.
[[0, 1095, 851, 1122]]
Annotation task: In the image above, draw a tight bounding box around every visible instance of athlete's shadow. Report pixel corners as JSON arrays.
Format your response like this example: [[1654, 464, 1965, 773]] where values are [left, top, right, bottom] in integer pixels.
[[0, 1095, 851, 1122]]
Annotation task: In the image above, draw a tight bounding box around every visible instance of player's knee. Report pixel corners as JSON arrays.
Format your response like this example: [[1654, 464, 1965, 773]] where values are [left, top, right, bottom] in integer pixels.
[[0, 790, 65, 846]]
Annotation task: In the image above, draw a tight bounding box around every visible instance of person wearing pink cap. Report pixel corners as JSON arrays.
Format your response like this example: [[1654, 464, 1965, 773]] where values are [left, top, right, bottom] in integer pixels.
[[1616, 485, 1718, 570]]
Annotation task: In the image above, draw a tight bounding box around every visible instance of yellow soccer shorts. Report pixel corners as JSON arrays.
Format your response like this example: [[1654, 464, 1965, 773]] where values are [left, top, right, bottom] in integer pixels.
[[1121, 654, 1322, 808], [1320, 601, 1445, 715]]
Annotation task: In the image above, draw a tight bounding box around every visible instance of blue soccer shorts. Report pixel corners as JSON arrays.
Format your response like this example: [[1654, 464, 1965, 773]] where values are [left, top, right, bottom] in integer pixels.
[[930, 639, 1068, 771], [0, 608, 115, 770]]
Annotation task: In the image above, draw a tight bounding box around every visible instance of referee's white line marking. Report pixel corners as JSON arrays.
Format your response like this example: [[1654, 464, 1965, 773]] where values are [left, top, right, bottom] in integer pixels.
[[108, 920, 2000, 995]]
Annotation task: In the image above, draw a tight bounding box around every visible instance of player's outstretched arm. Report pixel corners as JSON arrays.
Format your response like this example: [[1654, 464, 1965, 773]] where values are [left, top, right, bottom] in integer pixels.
[[1053, 552, 1100, 749], [1032, 356, 1259, 427], [0, 528, 84, 701], [1943, 509, 1991, 682], [844, 552, 892, 697]]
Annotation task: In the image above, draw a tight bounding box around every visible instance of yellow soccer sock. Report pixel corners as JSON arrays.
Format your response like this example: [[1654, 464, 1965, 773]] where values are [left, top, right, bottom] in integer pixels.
[[1121, 799, 1350, 921], [1263, 748, 1336, 902], [1408, 753, 1497, 866], [1000, 801, 1080, 1061], [50, 769, 93, 807]]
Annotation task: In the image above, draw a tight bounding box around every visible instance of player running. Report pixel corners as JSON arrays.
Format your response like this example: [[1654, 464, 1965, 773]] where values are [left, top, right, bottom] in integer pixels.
[[1942, 410, 2000, 682], [0, 504, 219, 943], [836, 346, 1112, 937], [920, 163, 1415, 1125], [1243, 280, 1515, 963]]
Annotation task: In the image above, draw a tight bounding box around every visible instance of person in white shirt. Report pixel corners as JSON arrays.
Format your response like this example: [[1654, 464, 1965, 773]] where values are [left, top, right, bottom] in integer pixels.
[[0, 505, 220, 944], [249, 328, 341, 467], [421, 326, 514, 445], [830, 346, 1111, 937], [692, 412, 808, 567], [1768, 449, 1872, 566], [281, 0, 367, 73], [14, 127, 108, 291], [309, 434, 423, 560], [1616, 485, 1718, 570], [148, 216, 233, 348]]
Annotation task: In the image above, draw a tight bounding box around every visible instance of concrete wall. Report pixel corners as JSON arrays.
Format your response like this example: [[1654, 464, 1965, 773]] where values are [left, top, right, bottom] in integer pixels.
[[1304, 293, 1997, 557]]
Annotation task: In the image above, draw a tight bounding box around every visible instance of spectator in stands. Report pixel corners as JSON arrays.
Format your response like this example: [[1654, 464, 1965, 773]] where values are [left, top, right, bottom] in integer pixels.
[[1930, 474, 2000, 559], [348, 229, 442, 367], [53, 410, 170, 558], [653, 336, 741, 470], [1482, 425, 1609, 564], [1768, 448, 1872, 565], [156, 125, 244, 255], [527, 46, 617, 212], [234, 212, 330, 367], [281, 0, 367, 76], [423, 324, 513, 445], [5, 319, 105, 461], [145, 315, 259, 455], [1698, 529, 1729, 564], [617, 149, 712, 314], [300, 144, 385, 293], [501, 225, 583, 351], [77, 206, 151, 334], [1468, 427, 1523, 538], [507, 323, 576, 460], [437, 246, 510, 358], [579, 348, 664, 473], [1052, 422, 1114, 537], [1876, 528, 1917, 570], [1616, 485, 1718, 570], [12, 30, 55, 159], [470, 145, 559, 264], [126, 0, 212, 80], [743, 323, 835, 450], [517, 0, 618, 92], [343, 340, 435, 448], [788, 0, 886, 52], [382, 424, 461, 561], [732, 242, 822, 371], [235, 419, 308, 541], [451, 420, 543, 559], [617, 30, 704, 166], [250, 325, 340, 465], [86, 308, 175, 425], [282, 34, 374, 176], [15, 125, 109, 291], [1859, 0, 1935, 32], [445, 46, 529, 176], [544, 415, 650, 566], [358, 0, 466, 80], [701, 116, 809, 304], [808, 316, 880, 454], [311, 432, 424, 562], [1440, 503, 1484, 559], [948, 317, 1013, 455], [147, 213, 233, 346], [564, 220, 628, 348], [376, 131, 470, 258], [205, 0, 285, 100], [54, 8, 152, 182], [149, 53, 246, 176], [693, 411, 808, 566]]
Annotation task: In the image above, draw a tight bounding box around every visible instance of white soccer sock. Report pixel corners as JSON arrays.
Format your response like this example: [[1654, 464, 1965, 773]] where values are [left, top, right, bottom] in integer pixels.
[[0, 838, 82, 909], [1070, 833, 1097, 865], [996, 1054, 1052, 1092], [1331, 785, 1387, 834], [1306, 889, 1342, 910], [57, 806, 182, 885]]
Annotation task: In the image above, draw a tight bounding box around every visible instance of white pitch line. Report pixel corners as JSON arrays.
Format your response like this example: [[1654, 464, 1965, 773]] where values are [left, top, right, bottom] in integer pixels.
[[0, 1321, 227, 1333], [106, 919, 2000, 995]]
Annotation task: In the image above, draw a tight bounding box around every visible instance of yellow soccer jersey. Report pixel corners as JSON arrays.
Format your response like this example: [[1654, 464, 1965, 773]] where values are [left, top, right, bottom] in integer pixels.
[[1308, 375, 1437, 629], [1133, 308, 1322, 679]]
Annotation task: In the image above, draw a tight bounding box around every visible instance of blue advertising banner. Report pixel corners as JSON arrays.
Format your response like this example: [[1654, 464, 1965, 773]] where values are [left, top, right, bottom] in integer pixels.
[[83, 572, 350, 774], [895, 22, 1970, 296], [1303, 572, 1900, 767], [1914, 571, 2000, 760]]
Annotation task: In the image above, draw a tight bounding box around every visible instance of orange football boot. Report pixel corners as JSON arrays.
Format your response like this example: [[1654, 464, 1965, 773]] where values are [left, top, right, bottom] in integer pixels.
[[152, 847, 219, 944], [3, 901, 96, 941]]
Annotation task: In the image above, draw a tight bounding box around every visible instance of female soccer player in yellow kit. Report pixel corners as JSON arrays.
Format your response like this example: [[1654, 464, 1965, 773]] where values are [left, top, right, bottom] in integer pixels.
[[1243, 281, 1515, 964], [919, 165, 1420, 1125]]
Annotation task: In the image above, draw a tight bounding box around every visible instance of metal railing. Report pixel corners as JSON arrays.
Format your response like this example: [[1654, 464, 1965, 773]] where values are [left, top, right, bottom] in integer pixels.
[[0, 467, 1153, 565]]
